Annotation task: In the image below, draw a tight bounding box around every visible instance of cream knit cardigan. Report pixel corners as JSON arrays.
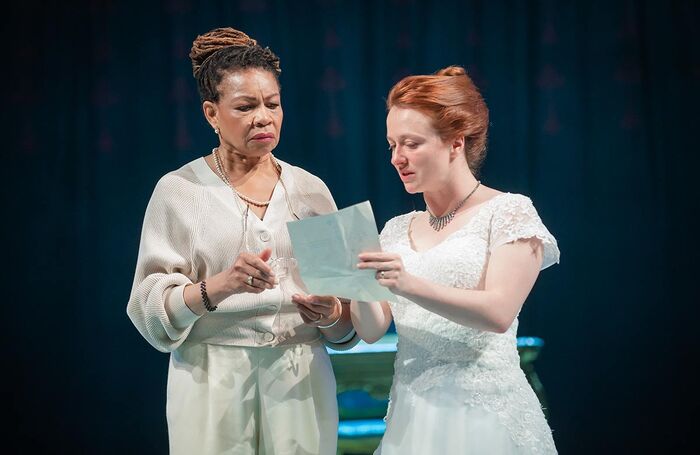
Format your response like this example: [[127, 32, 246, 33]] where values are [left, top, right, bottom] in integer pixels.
[[127, 156, 343, 353]]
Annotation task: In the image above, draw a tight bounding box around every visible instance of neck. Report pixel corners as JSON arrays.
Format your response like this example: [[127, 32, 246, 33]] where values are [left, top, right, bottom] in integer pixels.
[[423, 172, 480, 217], [217, 147, 275, 181]]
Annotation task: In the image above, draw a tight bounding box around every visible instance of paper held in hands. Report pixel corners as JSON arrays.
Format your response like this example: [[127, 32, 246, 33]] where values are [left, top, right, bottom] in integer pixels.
[[286, 200, 395, 303]]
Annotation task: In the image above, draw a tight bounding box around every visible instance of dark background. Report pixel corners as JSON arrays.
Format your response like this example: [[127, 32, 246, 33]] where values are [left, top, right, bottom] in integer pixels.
[[6, 0, 698, 453]]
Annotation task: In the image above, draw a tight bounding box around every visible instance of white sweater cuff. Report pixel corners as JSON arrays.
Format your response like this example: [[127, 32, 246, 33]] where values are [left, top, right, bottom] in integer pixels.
[[165, 284, 201, 329]]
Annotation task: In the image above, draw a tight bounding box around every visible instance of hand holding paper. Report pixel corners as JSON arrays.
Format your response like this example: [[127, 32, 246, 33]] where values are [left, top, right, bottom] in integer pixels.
[[286, 201, 395, 303]]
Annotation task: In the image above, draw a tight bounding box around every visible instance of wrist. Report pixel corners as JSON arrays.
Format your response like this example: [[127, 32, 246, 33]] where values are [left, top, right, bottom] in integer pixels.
[[317, 299, 343, 328], [200, 280, 217, 312], [207, 272, 230, 302], [398, 273, 422, 298]]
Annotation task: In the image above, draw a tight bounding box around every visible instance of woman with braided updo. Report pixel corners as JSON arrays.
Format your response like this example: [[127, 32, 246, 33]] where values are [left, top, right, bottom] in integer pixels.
[[127, 27, 355, 454], [352, 66, 560, 453]]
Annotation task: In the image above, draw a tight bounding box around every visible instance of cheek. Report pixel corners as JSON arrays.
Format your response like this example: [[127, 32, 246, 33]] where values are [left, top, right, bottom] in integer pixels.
[[276, 111, 283, 127]]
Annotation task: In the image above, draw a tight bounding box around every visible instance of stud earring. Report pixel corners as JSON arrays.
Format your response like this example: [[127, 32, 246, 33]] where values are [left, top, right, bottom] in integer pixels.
[[214, 127, 220, 135]]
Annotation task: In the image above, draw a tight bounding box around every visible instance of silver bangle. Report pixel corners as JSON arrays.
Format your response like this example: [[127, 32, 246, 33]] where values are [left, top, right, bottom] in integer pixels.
[[317, 300, 343, 329], [317, 315, 341, 329]]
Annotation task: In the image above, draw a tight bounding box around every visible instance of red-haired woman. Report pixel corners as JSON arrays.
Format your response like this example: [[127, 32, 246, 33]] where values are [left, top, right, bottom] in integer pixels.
[[352, 66, 560, 453]]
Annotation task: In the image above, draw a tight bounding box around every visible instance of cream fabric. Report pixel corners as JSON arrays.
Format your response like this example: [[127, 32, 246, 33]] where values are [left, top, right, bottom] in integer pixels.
[[127, 156, 345, 352], [167, 341, 338, 455]]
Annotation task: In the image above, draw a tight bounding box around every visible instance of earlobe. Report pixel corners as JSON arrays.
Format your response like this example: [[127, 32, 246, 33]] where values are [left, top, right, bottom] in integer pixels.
[[450, 137, 466, 159], [202, 101, 218, 128]]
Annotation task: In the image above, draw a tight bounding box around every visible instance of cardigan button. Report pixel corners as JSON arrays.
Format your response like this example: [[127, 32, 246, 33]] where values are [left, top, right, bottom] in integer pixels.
[[260, 231, 271, 242], [263, 332, 275, 342]]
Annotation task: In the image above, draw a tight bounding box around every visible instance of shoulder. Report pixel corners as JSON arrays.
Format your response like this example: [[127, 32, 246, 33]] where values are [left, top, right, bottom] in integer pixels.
[[380, 211, 416, 237], [282, 160, 329, 190], [487, 192, 537, 216], [149, 158, 205, 207], [277, 158, 337, 214], [485, 192, 560, 267], [379, 212, 415, 248]]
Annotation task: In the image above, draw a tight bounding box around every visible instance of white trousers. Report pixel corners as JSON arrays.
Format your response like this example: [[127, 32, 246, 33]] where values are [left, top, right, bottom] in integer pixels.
[[166, 341, 338, 455]]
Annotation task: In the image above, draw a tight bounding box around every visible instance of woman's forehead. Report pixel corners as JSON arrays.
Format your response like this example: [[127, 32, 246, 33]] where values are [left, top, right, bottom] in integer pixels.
[[218, 68, 280, 98], [387, 107, 436, 136]]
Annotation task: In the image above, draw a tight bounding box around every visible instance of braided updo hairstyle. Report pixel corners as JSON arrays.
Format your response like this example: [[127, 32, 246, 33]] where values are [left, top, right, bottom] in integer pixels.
[[189, 27, 282, 103], [387, 65, 489, 175]]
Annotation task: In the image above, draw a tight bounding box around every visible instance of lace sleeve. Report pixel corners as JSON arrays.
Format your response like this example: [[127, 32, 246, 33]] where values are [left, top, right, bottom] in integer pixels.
[[489, 194, 560, 270], [379, 212, 414, 251]]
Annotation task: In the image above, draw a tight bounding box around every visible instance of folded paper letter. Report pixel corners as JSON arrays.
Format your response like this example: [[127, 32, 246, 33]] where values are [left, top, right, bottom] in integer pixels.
[[287, 201, 395, 302]]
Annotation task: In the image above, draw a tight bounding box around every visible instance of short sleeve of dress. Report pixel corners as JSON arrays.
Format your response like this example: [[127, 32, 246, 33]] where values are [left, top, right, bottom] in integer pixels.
[[379, 212, 415, 251], [489, 194, 560, 270]]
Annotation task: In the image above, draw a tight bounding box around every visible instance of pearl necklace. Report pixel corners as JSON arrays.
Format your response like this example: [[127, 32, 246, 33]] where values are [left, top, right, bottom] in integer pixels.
[[212, 148, 280, 207], [426, 180, 481, 231]]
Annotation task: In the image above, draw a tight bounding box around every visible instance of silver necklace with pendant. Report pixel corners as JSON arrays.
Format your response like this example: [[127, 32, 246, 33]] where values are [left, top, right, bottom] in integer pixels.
[[426, 180, 481, 231]]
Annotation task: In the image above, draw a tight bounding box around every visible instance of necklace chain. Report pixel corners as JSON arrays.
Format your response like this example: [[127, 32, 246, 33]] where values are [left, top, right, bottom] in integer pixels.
[[426, 180, 481, 232], [210, 147, 299, 253], [212, 148, 280, 207]]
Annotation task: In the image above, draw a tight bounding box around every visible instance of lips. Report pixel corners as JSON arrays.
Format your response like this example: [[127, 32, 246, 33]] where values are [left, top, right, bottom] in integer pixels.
[[251, 133, 275, 140], [398, 170, 415, 182]]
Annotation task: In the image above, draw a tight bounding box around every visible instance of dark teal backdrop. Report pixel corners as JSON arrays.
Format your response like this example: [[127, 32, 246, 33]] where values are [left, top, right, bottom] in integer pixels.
[[6, 0, 698, 453]]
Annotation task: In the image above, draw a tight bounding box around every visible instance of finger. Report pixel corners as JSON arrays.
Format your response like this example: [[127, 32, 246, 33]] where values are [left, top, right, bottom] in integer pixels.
[[358, 252, 391, 261], [295, 304, 320, 322], [357, 261, 393, 271], [239, 265, 275, 288], [304, 297, 337, 309], [245, 255, 274, 277], [305, 295, 340, 310], [291, 294, 310, 305], [258, 248, 273, 262], [293, 299, 317, 312], [307, 295, 338, 305], [306, 303, 336, 316], [375, 270, 387, 279], [233, 259, 273, 285], [292, 294, 317, 306]]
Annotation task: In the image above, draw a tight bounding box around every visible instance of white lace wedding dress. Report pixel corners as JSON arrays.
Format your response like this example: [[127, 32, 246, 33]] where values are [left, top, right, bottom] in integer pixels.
[[375, 193, 560, 454]]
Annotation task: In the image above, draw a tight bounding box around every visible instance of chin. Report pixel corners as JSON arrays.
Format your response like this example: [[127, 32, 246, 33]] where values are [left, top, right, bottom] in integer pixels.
[[403, 183, 421, 194], [248, 144, 277, 155]]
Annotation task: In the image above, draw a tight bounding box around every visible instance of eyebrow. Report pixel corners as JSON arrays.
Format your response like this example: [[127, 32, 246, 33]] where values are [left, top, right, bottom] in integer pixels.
[[386, 134, 423, 141], [231, 94, 280, 102]]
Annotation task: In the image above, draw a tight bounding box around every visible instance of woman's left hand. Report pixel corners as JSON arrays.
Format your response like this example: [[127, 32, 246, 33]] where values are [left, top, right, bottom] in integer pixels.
[[357, 252, 411, 295], [292, 294, 342, 327]]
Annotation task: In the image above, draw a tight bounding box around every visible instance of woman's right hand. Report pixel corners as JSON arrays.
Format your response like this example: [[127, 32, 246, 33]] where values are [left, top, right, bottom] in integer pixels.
[[182, 248, 277, 316], [221, 248, 276, 294]]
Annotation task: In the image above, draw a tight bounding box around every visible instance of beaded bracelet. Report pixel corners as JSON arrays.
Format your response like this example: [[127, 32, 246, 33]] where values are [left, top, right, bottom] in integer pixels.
[[200, 280, 217, 312]]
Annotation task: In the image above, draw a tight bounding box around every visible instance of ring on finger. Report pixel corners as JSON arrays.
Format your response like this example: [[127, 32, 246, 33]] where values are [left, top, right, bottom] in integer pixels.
[[246, 275, 254, 286], [379, 270, 386, 279]]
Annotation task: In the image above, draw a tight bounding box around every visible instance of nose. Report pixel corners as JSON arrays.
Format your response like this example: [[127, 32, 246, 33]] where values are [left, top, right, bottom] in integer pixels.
[[253, 105, 273, 127], [390, 147, 406, 168]]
